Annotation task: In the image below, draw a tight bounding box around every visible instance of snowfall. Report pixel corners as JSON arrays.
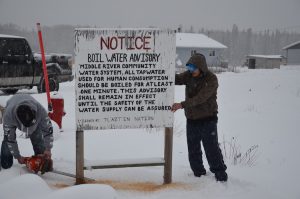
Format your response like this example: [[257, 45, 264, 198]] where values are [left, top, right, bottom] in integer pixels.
[[0, 65, 300, 199]]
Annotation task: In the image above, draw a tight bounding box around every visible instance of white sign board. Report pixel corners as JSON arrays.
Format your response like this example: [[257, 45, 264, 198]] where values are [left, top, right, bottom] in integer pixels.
[[75, 29, 175, 130]]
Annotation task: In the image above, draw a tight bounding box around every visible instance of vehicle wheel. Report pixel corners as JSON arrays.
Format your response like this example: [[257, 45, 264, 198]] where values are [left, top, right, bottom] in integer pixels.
[[1, 89, 18, 95], [38, 76, 59, 93]]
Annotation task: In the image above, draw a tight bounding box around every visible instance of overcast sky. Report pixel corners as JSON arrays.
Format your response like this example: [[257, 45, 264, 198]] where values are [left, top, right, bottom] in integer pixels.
[[0, 0, 300, 32]]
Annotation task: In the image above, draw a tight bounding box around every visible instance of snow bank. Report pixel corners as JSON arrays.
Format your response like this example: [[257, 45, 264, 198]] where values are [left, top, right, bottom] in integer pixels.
[[43, 184, 117, 199], [0, 174, 51, 199], [0, 174, 117, 199], [1, 65, 300, 199]]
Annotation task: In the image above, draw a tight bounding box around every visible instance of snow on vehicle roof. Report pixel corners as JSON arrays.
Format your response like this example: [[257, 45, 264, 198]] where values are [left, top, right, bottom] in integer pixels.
[[0, 34, 25, 39], [176, 33, 227, 49]]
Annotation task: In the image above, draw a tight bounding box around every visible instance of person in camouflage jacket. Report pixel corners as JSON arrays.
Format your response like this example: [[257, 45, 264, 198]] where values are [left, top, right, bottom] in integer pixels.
[[1, 94, 53, 169]]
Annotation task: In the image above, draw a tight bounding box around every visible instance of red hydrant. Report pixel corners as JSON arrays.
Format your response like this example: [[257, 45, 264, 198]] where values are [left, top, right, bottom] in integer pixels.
[[48, 92, 65, 130]]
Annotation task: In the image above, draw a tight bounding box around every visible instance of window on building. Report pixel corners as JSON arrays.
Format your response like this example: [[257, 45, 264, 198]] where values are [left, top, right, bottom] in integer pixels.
[[209, 50, 215, 56], [191, 50, 197, 56]]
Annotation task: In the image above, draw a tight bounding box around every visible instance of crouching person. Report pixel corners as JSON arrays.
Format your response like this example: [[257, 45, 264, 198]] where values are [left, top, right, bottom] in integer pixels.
[[1, 94, 53, 171]]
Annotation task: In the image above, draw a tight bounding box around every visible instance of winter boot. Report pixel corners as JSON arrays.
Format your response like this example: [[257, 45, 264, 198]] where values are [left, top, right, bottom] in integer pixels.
[[194, 168, 207, 177], [215, 171, 228, 182]]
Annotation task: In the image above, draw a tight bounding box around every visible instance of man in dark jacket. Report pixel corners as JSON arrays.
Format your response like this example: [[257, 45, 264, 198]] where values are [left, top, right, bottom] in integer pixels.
[[1, 94, 53, 169], [171, 53, 228, 182]]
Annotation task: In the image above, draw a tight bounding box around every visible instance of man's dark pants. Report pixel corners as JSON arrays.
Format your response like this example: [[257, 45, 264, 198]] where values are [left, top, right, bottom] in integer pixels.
[[186, 117, 227, 175]]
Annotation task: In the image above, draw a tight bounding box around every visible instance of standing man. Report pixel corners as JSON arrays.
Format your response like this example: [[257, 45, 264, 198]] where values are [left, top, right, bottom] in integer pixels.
[[171, 53, 228, 182], [1, 94, 53, 170]]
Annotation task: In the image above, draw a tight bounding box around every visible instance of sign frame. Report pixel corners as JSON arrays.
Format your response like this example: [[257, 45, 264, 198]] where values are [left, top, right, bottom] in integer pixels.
[[74, 28, 175, 184]]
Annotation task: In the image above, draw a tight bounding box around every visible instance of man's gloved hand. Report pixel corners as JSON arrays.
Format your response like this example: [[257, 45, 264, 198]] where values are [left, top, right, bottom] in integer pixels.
[[171, 103, 183, 112], [39, 150, 53, 174], [40, 157, 53, 174], [17, 156, 26, 164], [43, 150, 52, 159]]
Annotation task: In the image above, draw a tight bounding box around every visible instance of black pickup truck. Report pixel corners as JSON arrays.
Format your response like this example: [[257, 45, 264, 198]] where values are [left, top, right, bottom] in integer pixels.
[[0, 34, 73, 94]]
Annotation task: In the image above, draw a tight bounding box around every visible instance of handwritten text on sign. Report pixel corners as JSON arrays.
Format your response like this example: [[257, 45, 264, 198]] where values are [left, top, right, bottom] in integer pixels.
[[75, 29, 175, 130]]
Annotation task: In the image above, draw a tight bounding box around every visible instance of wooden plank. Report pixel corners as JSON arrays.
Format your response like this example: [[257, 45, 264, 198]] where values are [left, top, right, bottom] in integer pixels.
[[164, 127, 173, 184], [84, 162, 164, 170], [76, 130, 85, 184]]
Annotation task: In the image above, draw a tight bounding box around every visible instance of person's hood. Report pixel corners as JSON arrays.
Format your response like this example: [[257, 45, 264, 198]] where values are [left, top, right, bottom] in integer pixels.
[[13, 100, 39, 135], [186, 53, 208, 73]]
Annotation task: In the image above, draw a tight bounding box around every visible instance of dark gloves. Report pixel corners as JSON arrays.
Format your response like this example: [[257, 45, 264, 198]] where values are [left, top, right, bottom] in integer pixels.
[[40, 157, 53, 174]]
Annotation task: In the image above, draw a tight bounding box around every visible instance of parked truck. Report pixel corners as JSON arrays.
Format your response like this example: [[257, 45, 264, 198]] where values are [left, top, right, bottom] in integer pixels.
[[0, 34, 73, 94]]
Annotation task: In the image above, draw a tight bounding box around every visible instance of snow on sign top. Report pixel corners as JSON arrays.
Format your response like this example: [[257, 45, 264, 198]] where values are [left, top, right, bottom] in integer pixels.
[[176, 33, 227, 49], [74, 28, 176, 131]]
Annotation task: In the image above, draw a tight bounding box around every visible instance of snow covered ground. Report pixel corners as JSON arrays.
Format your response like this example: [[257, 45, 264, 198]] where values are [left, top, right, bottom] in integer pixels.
[[0, 65, 300, 199]]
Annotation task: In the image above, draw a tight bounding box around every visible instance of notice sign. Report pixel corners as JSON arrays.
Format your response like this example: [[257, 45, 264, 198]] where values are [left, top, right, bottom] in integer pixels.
[[75, 29, 176, 130]]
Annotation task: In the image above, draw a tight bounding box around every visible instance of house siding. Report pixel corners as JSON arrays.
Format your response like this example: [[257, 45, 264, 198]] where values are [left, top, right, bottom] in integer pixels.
[[287, 49, 300, 65]]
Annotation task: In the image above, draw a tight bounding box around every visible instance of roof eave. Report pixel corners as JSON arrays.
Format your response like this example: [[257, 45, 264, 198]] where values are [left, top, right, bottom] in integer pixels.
[[282, 40, 300, 50]]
